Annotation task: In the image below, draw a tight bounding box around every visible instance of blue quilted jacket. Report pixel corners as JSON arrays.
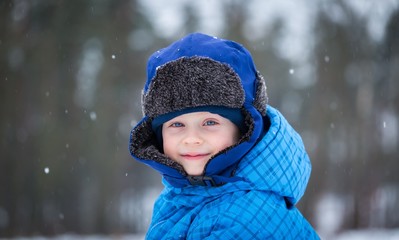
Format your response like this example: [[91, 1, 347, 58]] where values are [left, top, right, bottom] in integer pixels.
[[145, 106, 319, 239]]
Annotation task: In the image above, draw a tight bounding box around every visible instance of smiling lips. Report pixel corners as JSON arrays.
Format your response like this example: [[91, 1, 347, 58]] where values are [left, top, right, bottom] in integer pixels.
[[180, 153, 210, 161]]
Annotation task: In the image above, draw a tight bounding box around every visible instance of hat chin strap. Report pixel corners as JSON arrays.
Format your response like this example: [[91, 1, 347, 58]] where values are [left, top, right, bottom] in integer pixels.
[[165, 171, 244, 187]]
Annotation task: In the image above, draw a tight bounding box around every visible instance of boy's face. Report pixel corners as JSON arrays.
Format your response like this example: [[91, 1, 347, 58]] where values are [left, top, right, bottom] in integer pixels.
[[162, 111, 241, 176]]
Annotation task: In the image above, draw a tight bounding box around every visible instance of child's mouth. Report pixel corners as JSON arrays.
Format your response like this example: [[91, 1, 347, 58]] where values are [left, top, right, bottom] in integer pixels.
[[181, 153, 210, 161]]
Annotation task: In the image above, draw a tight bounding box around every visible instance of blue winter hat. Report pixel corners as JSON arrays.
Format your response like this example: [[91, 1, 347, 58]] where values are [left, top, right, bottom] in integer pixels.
[[130, 33, 268, 187], [142, 33, 267, 117]]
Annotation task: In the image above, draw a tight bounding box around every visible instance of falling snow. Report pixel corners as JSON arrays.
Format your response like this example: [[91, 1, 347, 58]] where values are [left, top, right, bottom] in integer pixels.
[[90, 112, 97, 121]]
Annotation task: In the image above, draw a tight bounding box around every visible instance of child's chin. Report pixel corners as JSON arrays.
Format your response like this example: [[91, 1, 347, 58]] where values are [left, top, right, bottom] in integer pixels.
[[184, 167, 205, 176]]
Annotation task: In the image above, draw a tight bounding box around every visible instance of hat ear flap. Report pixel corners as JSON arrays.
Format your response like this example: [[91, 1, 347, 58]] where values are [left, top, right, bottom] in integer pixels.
[[253, 72, 268, 116]]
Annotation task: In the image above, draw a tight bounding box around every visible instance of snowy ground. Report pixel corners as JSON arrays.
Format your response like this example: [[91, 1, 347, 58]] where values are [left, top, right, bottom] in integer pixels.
[[3, 229, 399, 240]]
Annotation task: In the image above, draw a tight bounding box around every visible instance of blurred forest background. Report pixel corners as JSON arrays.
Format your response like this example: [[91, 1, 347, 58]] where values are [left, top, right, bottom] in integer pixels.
[[1, 0, 399, 238]]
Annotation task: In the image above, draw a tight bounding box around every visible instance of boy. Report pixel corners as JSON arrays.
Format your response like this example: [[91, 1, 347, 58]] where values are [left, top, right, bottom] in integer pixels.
[[129, 33, 319, 239]]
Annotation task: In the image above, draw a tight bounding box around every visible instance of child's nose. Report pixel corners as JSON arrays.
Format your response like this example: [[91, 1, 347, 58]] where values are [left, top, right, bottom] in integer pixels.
[[183, 129, 203, 145]]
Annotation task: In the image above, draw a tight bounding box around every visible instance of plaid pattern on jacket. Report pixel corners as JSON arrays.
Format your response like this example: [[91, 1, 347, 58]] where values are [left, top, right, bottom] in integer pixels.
[[146, 106, 319, 239]]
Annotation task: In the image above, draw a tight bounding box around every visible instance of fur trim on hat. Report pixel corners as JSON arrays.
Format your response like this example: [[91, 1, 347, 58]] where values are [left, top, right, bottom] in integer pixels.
[[142, 56, 245, 118]]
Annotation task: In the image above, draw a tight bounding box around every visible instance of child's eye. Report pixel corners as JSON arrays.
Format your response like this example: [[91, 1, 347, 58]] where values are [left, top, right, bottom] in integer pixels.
[[170, 122, 184, 127], [204, 120, 218, 126]]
